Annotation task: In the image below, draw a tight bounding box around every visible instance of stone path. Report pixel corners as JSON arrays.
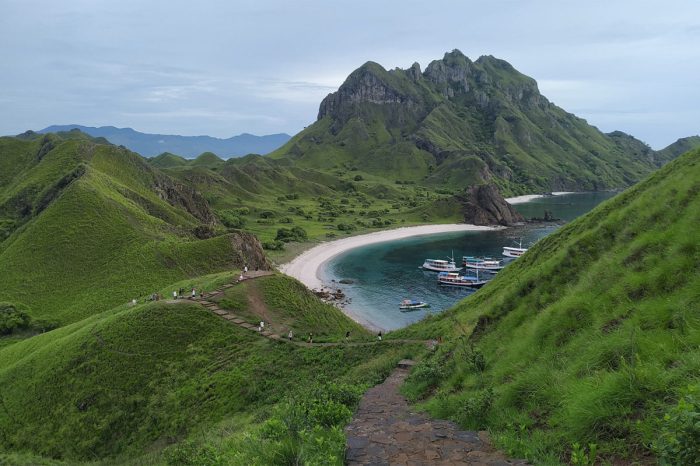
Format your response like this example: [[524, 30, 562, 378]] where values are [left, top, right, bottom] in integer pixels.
[[189, 272, 431, 348], [345, 361, 528, 465]]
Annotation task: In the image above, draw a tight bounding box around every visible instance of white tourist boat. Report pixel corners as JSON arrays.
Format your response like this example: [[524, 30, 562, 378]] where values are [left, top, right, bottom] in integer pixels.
[[502, 239, 528, 258], [437, 271, 489, 288], [399, 299, 430, 311], [462, 256, 504, 270], [422, 253, 461, 272]]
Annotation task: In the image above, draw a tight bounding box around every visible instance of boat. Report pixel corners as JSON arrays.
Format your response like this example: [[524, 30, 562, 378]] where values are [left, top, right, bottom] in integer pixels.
[[502, 239, 528, 258], [462, 256, 504, 270], [399, 299, 430, 310], [422, 252, 461, 272], [437, 271, 489, 288]]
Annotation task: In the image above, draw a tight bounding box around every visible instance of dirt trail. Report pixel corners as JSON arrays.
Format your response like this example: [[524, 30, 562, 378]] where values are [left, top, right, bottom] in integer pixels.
[[345, 362, 529, 465]]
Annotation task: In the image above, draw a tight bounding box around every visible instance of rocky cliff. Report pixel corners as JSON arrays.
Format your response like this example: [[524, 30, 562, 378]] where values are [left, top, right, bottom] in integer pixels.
[[456, 184, 524, 226]]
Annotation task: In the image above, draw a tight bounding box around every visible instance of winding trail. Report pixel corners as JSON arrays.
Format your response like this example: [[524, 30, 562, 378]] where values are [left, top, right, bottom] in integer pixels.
[[190, 271, 432, 348], [345, 361, 529, 465]]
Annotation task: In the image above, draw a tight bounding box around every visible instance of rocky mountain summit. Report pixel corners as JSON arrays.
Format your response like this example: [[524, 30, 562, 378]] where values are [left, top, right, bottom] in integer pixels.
[[274, 50, 679, 198]]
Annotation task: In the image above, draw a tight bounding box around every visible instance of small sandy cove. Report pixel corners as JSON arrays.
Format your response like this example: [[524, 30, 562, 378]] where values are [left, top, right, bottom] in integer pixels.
[[279, 224, 500, 291], [505, 191, 575, 205]]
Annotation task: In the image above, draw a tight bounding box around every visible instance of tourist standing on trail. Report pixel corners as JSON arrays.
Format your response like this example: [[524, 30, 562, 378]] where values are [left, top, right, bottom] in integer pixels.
[[308, 332, 313, 344], [288, 330, 293, 340], [345, 331, 350, 341], [244, 264, 248, 274], [377, 331, 382, 341], [191, 288, 196, 298], [259, 321, 265, 332]]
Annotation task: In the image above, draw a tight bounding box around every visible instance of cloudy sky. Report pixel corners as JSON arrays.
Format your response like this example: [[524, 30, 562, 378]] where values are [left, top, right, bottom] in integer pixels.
[[1, 0, 698, 148]]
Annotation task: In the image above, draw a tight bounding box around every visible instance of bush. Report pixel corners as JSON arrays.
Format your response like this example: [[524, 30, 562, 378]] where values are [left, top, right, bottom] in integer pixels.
[[353, 175, 363, 181], [217, 210, 246, 229], [0, 303, 31, 335], [275, 226, 308, 243], [458, 388, 494, 429], [654, 386, 700, 465], [262, 240, 285, 251], [165, 440, 223, 466], [259, 211, 276, 219]]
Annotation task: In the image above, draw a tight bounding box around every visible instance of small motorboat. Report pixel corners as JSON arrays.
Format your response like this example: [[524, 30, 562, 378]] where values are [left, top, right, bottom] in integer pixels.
[[399, 299, 430, 310]]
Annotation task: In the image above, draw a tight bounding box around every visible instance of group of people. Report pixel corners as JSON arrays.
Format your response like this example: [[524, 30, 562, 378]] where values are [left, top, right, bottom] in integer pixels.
[[171, 288, 198, 300]]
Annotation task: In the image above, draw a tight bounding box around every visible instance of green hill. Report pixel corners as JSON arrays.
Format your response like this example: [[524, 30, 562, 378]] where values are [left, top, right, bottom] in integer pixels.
[[0, 133, 268, 326], [191, 151, 224, 167], [393, 148, 700, 463], [149, 152, 189, 168], [656, 135, 700, 163], [0, 275, 411, 464], [270, 50, 674, 196]]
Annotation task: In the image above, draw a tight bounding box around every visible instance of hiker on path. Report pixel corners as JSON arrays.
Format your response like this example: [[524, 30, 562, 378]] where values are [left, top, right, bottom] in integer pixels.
[[308, 333, 313, 344], [259, 321, 265, 332], [377, 331, 382, 341], [345, 331, 350, 341], [191, 288, 196, 298], [244, 264, 248, 274], [173, 290, 177, 300], [288, 330, 293, 340]]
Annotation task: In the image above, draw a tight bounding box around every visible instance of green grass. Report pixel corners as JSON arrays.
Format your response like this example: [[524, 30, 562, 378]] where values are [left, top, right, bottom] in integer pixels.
[[216, 274, 371, 342], [396, 148, 700, 463], [0, 297, 416, 464]]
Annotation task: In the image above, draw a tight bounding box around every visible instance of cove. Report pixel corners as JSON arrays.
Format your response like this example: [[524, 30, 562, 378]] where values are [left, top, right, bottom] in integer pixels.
[[323, 192, 617, 331]]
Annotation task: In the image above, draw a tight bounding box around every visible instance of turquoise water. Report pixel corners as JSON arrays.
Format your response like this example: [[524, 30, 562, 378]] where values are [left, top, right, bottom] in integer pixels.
[[323, 192, 618, 331]]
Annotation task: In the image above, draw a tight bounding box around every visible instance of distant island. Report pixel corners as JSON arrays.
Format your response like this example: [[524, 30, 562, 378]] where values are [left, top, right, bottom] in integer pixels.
[[38, 124, 291, 158]]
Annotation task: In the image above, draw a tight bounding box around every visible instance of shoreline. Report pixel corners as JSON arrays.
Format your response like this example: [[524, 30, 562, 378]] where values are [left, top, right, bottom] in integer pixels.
[[505, 191, 576, 205], [278, 224, 501, 329], [279, 191, 577, 330]]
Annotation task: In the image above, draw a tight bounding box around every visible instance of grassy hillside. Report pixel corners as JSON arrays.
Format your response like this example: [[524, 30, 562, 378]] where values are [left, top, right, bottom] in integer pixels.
[[0, 280, 417, 464], [0, 134, 266, 327], [393, 148, 700, 463]]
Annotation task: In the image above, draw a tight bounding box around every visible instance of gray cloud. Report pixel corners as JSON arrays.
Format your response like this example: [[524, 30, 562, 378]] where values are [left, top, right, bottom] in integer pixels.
[[0, 0, 698, 148]]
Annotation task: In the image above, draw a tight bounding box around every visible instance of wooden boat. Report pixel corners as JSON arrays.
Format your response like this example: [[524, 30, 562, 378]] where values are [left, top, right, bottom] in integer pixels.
[[399, 299, 430, 310], [437, 271, 488, 288], [422, 254, 461, 272], [502, 239, 528, 258], [462, 256, 504, 270]]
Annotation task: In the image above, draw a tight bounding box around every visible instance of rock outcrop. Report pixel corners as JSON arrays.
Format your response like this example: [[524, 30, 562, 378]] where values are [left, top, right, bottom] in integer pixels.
[[456, 184, 524, 226], [228, 231, 271, 271]]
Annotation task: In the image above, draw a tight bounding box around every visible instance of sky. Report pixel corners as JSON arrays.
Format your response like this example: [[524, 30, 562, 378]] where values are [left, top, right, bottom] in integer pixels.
[[1, 0, 699, 149]]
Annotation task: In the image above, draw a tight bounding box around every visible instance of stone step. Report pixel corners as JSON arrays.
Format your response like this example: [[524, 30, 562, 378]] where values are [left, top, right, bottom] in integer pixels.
[[213, 309, 228, 316], [397, 359, 416, 369]]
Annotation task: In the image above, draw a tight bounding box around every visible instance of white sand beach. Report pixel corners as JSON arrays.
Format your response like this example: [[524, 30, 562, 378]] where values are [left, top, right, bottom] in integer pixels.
[[505, 191, 576, 205], [279, 224, 500, 291]]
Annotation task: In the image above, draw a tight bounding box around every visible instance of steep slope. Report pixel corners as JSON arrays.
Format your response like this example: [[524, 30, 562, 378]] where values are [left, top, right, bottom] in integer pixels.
[[394, 148, 700, 463], [270, 50, 667, 195], [39, 124, 292, 157], [0, 132, 268, 325], [149, 152, 189, 168]]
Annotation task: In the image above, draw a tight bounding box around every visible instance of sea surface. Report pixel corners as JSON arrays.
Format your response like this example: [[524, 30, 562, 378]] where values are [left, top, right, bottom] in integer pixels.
[[323, 192, 618, 331]]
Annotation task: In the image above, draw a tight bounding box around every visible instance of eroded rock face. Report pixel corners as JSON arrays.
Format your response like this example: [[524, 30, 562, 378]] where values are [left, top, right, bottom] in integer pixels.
[[228, 231, 271, 271], [152, 174, 217, 225], [457, 184, 524, 226]]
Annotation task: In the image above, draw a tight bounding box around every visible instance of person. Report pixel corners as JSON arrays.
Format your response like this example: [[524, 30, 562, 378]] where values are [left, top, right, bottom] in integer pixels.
[[308, 332, 313, 344], [244, 264, 248, 274], [239, 274, 244, 281], [179, 287, 184, 298], [377, 331, 382, 341], [345, 331, 350, 341], [259, 321, 264, 332], [173, 290, 177, 300], [288, 330, 293, 340], [131, 299, 137, 306], [191, 288, 196, 299]]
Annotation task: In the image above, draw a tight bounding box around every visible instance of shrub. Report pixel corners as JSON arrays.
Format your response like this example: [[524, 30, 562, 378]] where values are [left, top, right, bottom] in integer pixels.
[[654, 386, 700, 465], [217, 210, 246, 229], [457, 388, 494, 429], [259, 211, 276, 219], [275, 226, 308, 243], [353, 175, 363, 181], [262, 240, 285, 251], [0, 303, 31, 335]]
